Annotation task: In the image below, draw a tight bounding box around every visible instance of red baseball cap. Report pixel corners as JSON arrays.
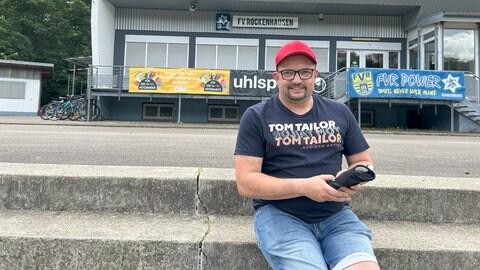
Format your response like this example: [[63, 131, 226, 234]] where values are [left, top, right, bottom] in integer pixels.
[[275, 41, 317, 67]]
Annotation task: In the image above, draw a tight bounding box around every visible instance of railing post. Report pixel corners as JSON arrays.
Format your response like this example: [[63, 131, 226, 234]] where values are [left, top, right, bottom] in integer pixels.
[[451, 102, 454, 132], [358, 98, 362, 128], [87, 65, 92, 122], [177, 94, 182, 123]]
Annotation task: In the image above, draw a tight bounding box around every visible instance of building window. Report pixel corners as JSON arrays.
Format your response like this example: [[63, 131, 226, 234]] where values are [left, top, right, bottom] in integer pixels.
[[409, 47, 419, 69], [337, 41, 401, 70], [353, 110, 375, 127], [196, 38, 258, 70], [364, 52, 383, 68], [142, 103, 174, 120], [389, 52, 399, 69], [408, 37, 419, 69], [349, 51, 360, 68], [125, 35, 189, 68], [422, 30, 436, 70], [266, 40, 329, 72], [208, 105, 239, 122], [443, 29, 475, 73], [337, 50, 347, 70], [0, 81, 26, 99]]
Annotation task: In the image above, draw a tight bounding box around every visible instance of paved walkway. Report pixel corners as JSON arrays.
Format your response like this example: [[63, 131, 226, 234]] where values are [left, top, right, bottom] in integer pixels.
[[1, 115, 479, 136], [0, 115, 239, 129]]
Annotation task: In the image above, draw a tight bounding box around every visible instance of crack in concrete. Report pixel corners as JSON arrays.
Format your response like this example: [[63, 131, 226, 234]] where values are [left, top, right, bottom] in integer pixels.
[[195, 167, 212, 270]]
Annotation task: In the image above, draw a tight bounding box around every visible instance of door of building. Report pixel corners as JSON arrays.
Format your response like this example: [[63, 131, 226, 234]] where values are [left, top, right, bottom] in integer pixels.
[[336, 41, 401, 70], [407, 110, 421, 129], [337, 50, 394, 69]]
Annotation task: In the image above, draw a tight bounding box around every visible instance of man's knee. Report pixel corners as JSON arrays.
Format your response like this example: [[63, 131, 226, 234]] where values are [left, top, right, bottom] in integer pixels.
[[344, 261, 380, 270]]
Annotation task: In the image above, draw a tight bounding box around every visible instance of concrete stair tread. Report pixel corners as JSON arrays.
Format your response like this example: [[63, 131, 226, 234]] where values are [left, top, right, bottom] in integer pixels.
[[2, 162, 479, 191], [1, 209, 478, 252], [0, 162, 200, 179], [206, 215, 480, 252], [2, 163, 479, 223], [0, 209, 207, 242], [200, 167, 480, 190], [368, 174, 480, 190], [0, 210, 479, 269]]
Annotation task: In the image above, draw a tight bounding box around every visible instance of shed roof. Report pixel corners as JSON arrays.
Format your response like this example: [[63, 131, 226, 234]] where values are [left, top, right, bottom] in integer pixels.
[[0, 59, 54, 79]]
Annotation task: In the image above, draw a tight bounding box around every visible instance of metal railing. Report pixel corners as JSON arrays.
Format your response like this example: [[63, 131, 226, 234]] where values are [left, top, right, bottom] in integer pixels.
[[314, 67, 347, 100], [89, 65, 131, 90], [86, 65, 478, 105], [464, 71, 480, 103]]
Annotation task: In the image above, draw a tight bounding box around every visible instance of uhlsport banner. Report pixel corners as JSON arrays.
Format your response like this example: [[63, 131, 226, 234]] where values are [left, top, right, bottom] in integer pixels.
[[348, 68, 465, 101], [229, 70, 330, 96], [129, 68, 230, 95], [129, 68, 330, 97]]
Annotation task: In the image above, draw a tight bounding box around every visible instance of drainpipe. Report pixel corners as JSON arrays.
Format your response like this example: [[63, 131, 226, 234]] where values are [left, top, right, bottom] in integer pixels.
[[358, 99, 362, 128], [450, 102, 454, 132], [178, 94, 182, 123]]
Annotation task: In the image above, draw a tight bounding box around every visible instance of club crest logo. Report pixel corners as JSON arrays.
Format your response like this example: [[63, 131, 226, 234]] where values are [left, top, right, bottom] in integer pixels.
[[351, 71, 373, 96]]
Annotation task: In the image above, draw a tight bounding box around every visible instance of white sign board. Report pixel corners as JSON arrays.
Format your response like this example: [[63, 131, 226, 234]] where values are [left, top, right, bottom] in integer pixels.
[[233, 16, 298, 29]]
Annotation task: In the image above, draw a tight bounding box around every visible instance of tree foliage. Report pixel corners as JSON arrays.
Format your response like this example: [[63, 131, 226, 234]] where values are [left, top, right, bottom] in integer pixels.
[[0, 0, 91, 104]]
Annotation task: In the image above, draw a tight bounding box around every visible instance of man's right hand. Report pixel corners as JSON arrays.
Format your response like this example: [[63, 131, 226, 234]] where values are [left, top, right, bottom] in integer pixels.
[[302, 175, 352, 203]]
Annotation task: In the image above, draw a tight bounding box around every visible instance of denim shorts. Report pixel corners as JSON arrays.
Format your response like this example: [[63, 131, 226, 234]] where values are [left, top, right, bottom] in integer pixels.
[[253, 204, 377, 270]]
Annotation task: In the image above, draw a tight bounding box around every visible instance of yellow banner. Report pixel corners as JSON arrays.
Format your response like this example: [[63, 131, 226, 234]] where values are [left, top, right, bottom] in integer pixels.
[[129, 68, 230, 95]]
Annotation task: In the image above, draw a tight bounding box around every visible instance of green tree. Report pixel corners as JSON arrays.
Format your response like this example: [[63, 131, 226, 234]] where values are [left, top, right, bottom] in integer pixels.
[[0, 0, 91, 104]]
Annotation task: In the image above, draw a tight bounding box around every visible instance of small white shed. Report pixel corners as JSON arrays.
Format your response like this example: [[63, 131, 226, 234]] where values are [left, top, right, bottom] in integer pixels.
[[0, 59, 54, 115]]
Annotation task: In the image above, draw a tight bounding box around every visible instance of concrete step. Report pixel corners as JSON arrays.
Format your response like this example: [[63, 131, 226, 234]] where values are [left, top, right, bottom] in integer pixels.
[[0, 210, 204, 270], [0, 163, 199, 215], [452, 104, 468, 108], [465, 112, 480, 118], [2, 163, 479, 224], [457, 108, 477, 113], [0, 210, 478, 270], [199, 168, 480, 224]]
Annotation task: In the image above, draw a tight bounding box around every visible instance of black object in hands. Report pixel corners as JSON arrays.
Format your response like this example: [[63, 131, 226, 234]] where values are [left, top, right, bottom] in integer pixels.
[[327, 165, 375, 189]]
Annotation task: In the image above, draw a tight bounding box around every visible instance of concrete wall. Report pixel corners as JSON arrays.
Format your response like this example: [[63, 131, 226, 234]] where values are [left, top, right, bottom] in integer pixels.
[[100, 96, 263, 123], [350, 102, 452, 131], [92, 0, 115, 66], [0, 78, 40, 115]]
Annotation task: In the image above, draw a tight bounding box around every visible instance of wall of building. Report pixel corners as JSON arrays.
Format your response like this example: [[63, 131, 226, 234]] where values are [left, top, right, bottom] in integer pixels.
[[99, 95, 262, 123], [0, 78, 41, 115], [349, 102, 452, 130], [115, 9, 405, 39], [458, 113, 480, 132], [91, 0, 116, 66]]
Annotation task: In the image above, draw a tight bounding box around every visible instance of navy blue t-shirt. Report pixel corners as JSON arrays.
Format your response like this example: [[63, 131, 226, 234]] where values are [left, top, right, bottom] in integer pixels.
[[234, 94, 369, 223]]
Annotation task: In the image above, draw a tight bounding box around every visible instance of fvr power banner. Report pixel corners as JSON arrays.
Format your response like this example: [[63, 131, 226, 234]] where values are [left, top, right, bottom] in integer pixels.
[[129, 68, 230, 95], [348, 68, 465, 101]]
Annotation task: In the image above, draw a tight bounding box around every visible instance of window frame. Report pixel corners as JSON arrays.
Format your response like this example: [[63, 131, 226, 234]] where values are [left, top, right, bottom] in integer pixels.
[[353, 109, 375, 127], [124, 35, 189, 68], [265, 40, 330, 72], [195, 37, 259, 70], [207, 104, 240, 122], [142, 103, 175, 121]]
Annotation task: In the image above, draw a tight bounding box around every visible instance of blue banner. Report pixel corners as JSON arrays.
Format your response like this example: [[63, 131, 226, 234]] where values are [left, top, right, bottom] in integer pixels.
[[347, 68, 465, 101]]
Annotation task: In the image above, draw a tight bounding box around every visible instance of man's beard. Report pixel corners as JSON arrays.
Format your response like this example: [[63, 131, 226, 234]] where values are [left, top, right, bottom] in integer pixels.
[[285, 83, 310, 102]]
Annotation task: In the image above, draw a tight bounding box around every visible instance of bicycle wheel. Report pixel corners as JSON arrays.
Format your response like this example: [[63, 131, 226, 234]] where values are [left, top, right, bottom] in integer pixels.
[[88, 104, 101, 120], [39, 104, 49, 120], [44, 103, 60, 120], [73, 103, 100, 121], [66, 106, 77, 120], [72, 105, 82, 120]]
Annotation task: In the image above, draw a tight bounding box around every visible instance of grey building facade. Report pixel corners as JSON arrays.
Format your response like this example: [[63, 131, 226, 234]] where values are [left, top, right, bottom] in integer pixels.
[[90, 0, 480, 131], [0, 60, 54, 116]]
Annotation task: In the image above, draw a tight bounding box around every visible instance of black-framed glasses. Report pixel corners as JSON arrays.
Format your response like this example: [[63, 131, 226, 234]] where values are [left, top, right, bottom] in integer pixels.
[[278, 68, 315, 80]]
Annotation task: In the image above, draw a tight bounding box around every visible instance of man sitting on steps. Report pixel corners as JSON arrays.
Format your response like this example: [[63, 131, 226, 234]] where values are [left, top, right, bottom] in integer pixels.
[[234, 40, 380, 270]]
